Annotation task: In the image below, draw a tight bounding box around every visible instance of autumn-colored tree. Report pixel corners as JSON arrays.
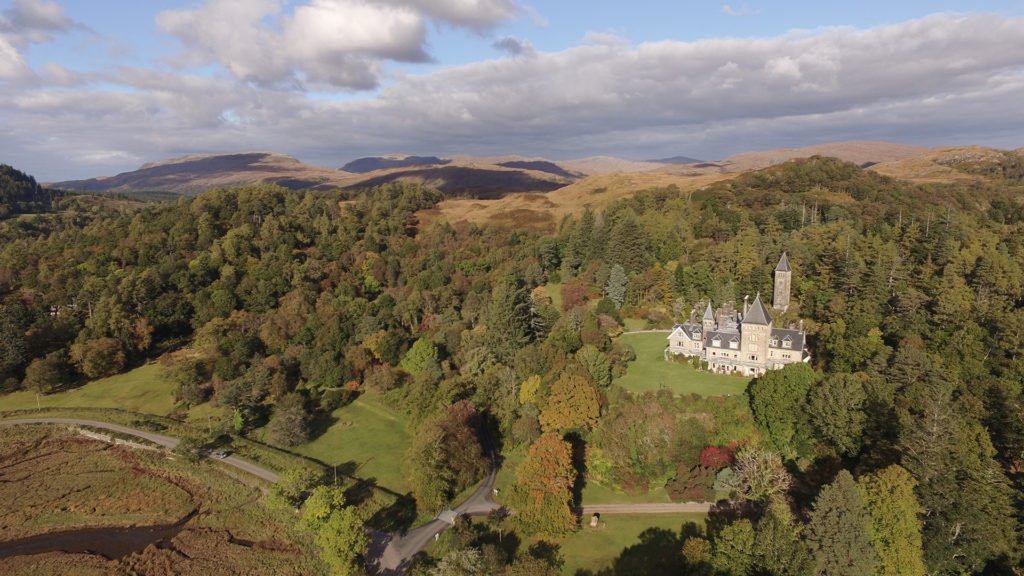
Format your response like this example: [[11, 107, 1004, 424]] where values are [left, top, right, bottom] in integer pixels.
[[539, 372, 600, 433], [22, 350, 70, 393], [404, 400, 488, 513], [560, 282, 586, 312], [857, 465, 925, 576], [519, 374, 542, 405], [699, 445, 735, 471], [69, 337, 126, 379], [508, 433, 577, 536]]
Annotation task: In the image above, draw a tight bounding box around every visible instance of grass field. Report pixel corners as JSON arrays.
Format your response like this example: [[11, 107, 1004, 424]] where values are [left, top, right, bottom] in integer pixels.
[[615, 332, 749, 396], [580, 480, 672, 505], [542, 282, 563, 312], [0, 364, 177, 416], [559, 513, 706, 575], [293, 393, 411, 493]]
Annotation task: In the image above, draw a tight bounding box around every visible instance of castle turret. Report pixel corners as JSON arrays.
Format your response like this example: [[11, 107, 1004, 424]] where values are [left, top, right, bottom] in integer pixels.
[[741, 293, 772, 368], [773, 252, 791, 311], [702, 302, 715, 332]]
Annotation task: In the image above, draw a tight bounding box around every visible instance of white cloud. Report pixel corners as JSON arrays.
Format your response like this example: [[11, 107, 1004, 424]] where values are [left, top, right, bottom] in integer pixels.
[[156, 0, 520, 89], [393, 0, 519, 30], [3, 12, 1024, 181], [0, 0, 79, 81]]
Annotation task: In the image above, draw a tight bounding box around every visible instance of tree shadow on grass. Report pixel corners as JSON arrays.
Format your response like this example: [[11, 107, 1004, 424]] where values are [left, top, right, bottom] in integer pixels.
[[305, 411, 340, 442], [565, 432, 587, 509], [366, 492, 418, 533], [573, 521, 705, 576]]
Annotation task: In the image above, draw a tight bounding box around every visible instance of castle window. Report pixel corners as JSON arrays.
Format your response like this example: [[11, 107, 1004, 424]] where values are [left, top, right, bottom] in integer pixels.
[[782, 339, 792, 349], [728, 340, 738, 349], [770, 337, 779, 347], [751, 334, 757, 342], [749, 355, 757, 361], [712, 337, 721, 347]]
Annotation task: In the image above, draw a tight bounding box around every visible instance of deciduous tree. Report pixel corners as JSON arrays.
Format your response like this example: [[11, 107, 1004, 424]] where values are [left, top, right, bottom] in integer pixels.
[[508, 433, 577, 536], [857, 465, 925, 576], [539, 372, 600, 433]]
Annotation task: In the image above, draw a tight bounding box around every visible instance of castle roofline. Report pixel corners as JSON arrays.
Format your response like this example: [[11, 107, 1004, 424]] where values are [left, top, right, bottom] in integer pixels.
[[775, 252, 791, 272], [743, 293, 773, 326]]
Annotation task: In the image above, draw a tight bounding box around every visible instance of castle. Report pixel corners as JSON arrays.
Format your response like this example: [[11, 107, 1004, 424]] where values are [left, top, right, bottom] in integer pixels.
[[666, 253, 810, 376]]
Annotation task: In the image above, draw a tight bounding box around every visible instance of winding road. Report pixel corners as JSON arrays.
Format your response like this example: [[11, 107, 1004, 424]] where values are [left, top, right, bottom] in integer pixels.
[[373, 466, 500, 575], [0, 417, 707, 575]]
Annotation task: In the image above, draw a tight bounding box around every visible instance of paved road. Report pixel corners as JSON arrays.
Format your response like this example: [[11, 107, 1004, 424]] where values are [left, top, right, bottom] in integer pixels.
[[0, 418, 279, 483], [374, 461, 500, 575], [581, 502, 712, 514]]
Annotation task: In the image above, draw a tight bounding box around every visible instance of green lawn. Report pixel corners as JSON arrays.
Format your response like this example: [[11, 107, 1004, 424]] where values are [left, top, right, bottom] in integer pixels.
[[543, 282, 563, 311], [622, 317, 647, 331], [0, 363, 177, 416], [580, 480, 672, 505], [615, 332, 749, 396], [559, 513, 706, 575], [293, 393, 411, 493]]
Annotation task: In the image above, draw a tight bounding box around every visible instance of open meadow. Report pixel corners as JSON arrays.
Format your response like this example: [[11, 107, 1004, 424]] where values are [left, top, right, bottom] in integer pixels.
[[0, 364, 176, 416], [615, 332, 750, 396], [293, 392, 412, 494], [559, 512, 707, 575]]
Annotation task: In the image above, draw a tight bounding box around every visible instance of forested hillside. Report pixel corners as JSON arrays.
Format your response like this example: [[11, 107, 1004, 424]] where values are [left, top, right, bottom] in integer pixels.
[[1, 156, 1023, 573], [0, 164, 64, 218]]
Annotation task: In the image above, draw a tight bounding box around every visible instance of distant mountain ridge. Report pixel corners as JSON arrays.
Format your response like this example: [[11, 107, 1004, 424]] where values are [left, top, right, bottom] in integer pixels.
[[47, 140, 981, 198], [341, 156, 450, 173], [719, 141, 930, 172], [50, 152, 581, 199], [51, 152, 349, 194], [647, 155, 703, 165]]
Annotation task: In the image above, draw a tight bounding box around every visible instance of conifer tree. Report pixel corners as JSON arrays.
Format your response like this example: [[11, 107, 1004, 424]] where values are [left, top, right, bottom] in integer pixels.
[[604, 264, 628, 309], [806, 470, 878, 576]]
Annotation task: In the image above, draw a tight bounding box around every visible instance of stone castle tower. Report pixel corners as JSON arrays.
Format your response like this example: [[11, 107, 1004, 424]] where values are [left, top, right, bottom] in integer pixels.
[[773, 252, 791, 311], [740, 293, 772, 366]]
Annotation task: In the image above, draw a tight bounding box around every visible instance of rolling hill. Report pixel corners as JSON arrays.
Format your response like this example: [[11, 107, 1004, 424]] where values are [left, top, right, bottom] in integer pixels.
[[719, 140, 931, 172]]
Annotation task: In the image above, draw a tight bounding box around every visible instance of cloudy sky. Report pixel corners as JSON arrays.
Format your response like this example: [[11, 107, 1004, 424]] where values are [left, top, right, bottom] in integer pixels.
[[1, 0, 1023, 181]]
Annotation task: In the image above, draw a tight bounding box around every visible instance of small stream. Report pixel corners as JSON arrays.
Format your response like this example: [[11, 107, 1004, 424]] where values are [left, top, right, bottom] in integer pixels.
[[0, 510, 197, 561]]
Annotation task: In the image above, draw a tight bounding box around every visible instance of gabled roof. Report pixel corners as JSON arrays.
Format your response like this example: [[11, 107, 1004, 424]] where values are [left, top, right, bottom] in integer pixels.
[[702, 302, 714, 321], [743, 293, 773, 326], [769, 328, 806, 352], [775, 252, 791, 272]]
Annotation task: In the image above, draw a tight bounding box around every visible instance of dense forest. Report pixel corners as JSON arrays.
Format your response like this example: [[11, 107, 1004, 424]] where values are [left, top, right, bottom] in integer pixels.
[[1, 155, 1023, 574]]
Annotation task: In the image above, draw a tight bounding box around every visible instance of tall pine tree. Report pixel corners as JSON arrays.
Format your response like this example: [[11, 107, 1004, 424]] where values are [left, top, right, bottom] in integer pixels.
[[806, 470, 878, 576]]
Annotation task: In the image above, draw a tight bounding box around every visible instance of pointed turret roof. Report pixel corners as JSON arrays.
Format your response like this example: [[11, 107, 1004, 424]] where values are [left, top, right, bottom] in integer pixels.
[[775, 252, 791, 272], [743, 293, 773, 326], [702, 302, 714, 321]]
